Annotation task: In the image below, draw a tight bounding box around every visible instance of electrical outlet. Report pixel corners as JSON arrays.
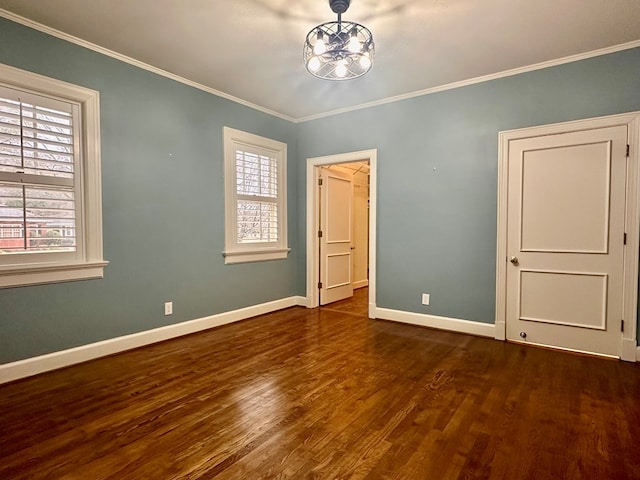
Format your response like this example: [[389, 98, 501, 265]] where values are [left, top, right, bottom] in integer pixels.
[[421, 293, 430, 306], [164, 301, 173, 315]]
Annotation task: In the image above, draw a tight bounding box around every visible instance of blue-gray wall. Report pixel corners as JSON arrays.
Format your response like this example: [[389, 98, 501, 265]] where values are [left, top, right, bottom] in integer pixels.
[[0, 18, 299, 363], [296, 47, 640, 330], [1, 16, 639, 364]]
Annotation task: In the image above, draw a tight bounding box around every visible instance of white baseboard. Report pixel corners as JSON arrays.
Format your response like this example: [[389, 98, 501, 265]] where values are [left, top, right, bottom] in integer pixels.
[[374, 307, 496, 338], [0, 295, 308, 385], [353, 280, 369, 289], [637, 346, 640, 362]]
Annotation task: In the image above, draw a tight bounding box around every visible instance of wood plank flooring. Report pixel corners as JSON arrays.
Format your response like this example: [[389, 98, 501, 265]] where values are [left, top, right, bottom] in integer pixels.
[[1, 289, 639, 479]]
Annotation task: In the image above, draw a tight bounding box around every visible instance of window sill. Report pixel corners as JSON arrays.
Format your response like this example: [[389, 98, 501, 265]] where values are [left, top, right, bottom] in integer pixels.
[[0, 261, 109, 288], [223, 248, 291, 265]]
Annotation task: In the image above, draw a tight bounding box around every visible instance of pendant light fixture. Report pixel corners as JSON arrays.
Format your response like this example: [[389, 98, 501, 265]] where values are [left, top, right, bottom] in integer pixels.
[[303, 0, 375, 80]]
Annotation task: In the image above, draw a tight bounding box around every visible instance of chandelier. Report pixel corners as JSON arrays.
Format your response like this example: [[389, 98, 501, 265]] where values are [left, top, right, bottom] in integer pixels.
[[303, 0, 375, 80]]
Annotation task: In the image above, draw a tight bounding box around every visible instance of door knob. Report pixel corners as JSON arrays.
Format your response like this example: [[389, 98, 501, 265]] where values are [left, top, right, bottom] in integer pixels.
[[510, 256, 519, 265]]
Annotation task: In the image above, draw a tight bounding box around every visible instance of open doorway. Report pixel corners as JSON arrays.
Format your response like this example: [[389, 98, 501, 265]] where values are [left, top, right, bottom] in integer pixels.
[[305, 149, 377, 318]]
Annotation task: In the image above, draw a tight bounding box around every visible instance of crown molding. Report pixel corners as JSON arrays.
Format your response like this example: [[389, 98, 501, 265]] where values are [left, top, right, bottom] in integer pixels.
[[0, 9, 296, 123], [297, 39, 640, 123], [1, 9, 638, 124]]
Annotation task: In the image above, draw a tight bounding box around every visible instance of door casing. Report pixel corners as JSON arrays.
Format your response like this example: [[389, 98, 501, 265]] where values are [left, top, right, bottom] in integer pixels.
[[496, 112, 640, 361], [306, 149, 377, 317]]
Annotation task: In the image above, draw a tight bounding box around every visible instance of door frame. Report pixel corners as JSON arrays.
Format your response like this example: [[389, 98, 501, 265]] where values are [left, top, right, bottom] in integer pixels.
[[495, 112, 640, 361], [306, 149, 377, 317]]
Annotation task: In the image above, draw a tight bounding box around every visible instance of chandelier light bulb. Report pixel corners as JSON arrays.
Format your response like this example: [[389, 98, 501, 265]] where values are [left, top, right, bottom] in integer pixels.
[[348, 31, 361, 53], [335, 61, 347, 78], [360, 54, 371, 70], [308, 56, 321, 72], [313, 34, 327, 55]]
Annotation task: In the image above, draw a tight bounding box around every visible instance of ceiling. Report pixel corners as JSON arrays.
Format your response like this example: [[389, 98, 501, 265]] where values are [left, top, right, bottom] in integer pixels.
[[0, 0, 639, 121]]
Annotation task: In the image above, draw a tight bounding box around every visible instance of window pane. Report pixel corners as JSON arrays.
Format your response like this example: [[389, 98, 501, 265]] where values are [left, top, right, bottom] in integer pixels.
[[236, 150, 277, 198], [0, 97, 74, 178], [0, 223, 23, 239], [0, 184, 24, 252], [237, 200, 278, 243], [0, 182, 76, 253]]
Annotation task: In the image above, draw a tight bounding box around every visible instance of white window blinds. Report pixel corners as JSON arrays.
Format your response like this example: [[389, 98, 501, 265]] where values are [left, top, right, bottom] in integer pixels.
[[235, 148, 279, 243], [0, 86, 78, 254]]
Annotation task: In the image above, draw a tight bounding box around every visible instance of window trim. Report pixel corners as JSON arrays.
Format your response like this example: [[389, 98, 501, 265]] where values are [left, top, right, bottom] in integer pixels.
[[223, 127, 289, 264], [0, 63, 107, 288]]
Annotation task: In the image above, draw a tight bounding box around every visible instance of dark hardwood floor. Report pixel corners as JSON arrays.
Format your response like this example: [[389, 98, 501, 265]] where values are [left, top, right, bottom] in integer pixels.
[[321, 286, 370, 317], [1, 290, 639, 479]]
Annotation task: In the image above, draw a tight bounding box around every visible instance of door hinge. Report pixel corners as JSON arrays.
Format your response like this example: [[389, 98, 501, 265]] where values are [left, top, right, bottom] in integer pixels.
[[318, 178, 323, 186], [318, 282, 323, 289], [624, 232, 627, 245], [621, 320, 624, 332], [627, 144, 630, 157], [318, 230, 323, 238]]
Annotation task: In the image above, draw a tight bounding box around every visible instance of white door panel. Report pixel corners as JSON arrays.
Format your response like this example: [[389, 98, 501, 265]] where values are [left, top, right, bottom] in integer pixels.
[[506, 125, 627, 356], [518, 270, 607, 329], [520, 142, 611, 253], [326, 253, 351, 288]]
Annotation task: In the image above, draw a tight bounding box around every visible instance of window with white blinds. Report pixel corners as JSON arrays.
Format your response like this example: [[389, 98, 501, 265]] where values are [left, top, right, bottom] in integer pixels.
[[223, 127, 288, 264], [235, 149, 279, 243], [0, 63, 106, 288], [0, 87, 78, 254]]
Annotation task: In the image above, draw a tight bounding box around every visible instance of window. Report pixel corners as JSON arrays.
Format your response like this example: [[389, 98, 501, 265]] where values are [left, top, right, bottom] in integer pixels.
[[0, 64, 106, 287], [223, 127, 289, 264], [0, 223, 23, 238]]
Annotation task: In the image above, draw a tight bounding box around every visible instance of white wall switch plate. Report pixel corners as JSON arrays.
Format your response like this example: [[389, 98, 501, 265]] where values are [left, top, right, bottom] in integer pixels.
[[421, 293, 430, 305], [164, 301, 173, 315]]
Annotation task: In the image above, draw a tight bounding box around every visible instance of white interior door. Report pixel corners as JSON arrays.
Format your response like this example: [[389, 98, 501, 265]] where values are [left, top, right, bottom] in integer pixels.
[[319, 167, 354, 305], [505, 125, 628, 356]]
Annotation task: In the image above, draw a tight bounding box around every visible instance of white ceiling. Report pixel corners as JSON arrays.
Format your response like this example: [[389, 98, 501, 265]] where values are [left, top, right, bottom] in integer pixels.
[[1, 0, 639, 121]]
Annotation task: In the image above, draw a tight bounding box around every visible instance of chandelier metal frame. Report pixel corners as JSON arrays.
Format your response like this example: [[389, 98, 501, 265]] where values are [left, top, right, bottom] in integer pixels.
[[303, 0, 375, 80]]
